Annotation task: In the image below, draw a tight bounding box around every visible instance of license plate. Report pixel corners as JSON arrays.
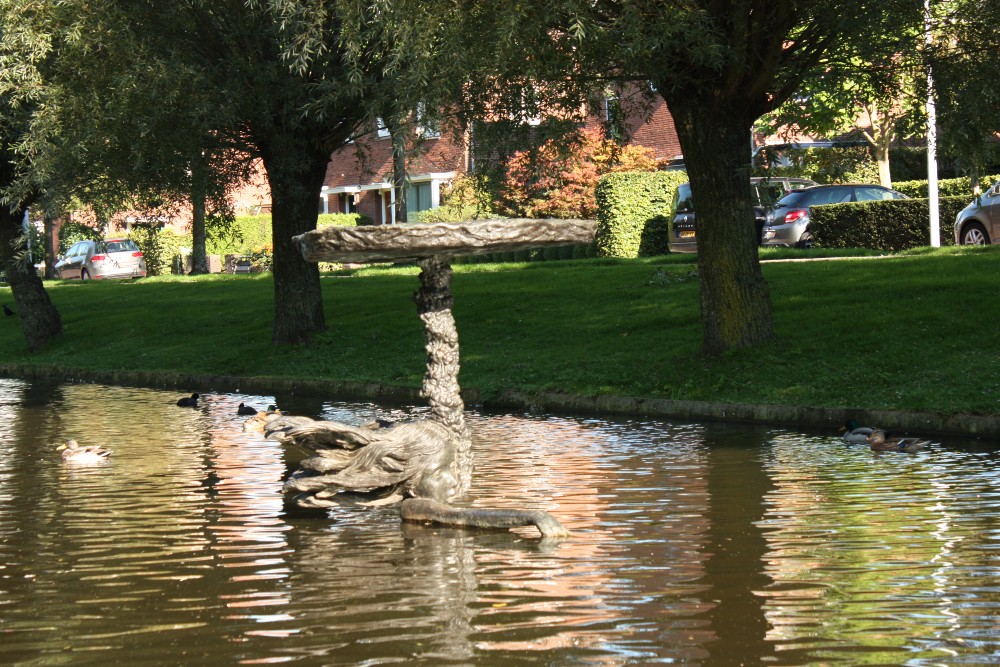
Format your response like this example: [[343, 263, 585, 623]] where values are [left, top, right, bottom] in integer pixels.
[[679, 231, 695, 239]]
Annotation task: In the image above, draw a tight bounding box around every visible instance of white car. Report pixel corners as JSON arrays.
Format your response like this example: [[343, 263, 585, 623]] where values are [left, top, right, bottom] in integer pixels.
[[54, 239, 147, 280], [954, 181, 1000, 245]]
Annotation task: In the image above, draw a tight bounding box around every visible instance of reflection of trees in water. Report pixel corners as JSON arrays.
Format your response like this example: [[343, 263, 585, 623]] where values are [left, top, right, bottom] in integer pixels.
[[760, 437, 1000, 663], [699, 425, 776, 664]]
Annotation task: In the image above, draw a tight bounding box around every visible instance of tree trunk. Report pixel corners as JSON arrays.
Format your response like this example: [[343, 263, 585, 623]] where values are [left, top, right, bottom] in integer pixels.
[[392, 125, 408, 223], [876, 139, 892, 188], [259, 143, 330, 345], [669, 103, 774, 356], [0, 203, 62, 351], [190, 151, 208, 274], [43, 213, 58, 280]]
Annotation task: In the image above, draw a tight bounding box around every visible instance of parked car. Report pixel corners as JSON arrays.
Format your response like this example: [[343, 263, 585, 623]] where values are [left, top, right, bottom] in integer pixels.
[[668, 177, 816, 252], [954, 181, 1000, 245], [54, 239, 146, 280], [761, 184, 908, 248]]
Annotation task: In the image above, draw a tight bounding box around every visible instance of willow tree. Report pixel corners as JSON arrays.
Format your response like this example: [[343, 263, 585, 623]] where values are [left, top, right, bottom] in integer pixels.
[[0, 1, 62, 351], [430, 0, 919, 354]]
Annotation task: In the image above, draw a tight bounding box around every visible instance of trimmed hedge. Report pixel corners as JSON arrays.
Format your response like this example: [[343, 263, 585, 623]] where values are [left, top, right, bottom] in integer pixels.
[[809, 196, 967, 251], [205, 212, 368, 257], [594, 170, 687, 258], [892, 177, 973, 199]]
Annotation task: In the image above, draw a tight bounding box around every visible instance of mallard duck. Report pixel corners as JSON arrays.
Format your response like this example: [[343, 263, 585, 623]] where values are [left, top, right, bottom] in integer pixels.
[[237, 402, 258, 416], [841, 419, 875, 444], [866, 428, 929, 453], [57, 439, 111, 463], [176, 393, 200, 407]]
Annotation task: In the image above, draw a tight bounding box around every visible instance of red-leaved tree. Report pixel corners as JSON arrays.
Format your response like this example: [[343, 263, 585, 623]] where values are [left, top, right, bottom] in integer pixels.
[[499, 127, 658, 219]]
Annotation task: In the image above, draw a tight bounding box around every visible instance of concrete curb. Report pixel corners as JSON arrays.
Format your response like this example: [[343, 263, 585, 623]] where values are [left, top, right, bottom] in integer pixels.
[[2, 364, 998, 439]]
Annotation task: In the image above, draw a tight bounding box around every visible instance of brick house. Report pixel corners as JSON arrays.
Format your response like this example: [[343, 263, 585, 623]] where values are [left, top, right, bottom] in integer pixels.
[[314, 96, 684, 224]]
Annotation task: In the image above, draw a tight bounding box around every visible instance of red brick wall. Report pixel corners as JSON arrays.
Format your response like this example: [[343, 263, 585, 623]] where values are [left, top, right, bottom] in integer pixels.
[[233, 99, 684, 219]]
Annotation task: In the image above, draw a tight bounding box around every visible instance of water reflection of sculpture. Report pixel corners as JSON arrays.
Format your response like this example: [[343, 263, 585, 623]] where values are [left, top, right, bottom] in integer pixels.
[[269, 220, 596, 538]]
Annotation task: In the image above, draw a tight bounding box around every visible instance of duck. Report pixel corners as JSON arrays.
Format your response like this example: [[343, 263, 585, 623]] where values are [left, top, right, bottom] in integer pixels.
[[840, 419, 875, 444], [176, 393, 200, 407], [57, 439, 111, 463], [866, 428, 930, 453], [237, 402, 258, 416]]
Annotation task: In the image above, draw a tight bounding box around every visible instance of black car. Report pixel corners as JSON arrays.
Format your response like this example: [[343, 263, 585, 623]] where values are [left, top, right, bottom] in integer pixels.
[[668, 177, 816, 252]]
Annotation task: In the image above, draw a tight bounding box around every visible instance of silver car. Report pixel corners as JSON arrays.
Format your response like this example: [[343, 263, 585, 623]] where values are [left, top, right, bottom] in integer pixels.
[[954, 181, 1000, 245], [55, 239, 147, 280], [762, 184, 908, 248]]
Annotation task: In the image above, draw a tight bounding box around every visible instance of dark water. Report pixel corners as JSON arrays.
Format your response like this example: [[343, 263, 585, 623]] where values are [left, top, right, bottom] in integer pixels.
[[1, 378, 1000, 666]]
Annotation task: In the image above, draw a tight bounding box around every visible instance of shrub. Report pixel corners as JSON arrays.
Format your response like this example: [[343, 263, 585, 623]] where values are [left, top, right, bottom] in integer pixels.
[[594, 170, 687, 258], [809, 196, 967, 251], [205, 212, 366, 259], [318, 213, 371, 228], [418, 175, 496, 223], [129, 224, 188, 276], [892, 177, 972, 198]]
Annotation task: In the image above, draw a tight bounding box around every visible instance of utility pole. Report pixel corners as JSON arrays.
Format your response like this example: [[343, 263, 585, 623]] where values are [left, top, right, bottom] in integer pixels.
[[925, 0, 940, 247]]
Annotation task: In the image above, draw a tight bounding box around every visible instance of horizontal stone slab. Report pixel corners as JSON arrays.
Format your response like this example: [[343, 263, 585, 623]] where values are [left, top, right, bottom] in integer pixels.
[[294, 218, 596, 263]]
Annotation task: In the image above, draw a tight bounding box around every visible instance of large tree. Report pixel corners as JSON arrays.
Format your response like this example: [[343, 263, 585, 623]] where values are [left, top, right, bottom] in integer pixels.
[[0, 1, 62, 351], [430, 0, 919, 354], [51, 0, 401, 344], [928, 0, 1000, 190]]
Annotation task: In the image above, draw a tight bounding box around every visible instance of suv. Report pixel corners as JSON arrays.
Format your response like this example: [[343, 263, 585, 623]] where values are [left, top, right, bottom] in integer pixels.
[[668, 177, 816, 252], [54, 239, 147, 280], [954, 180, 1000, 245], [761, 184, 908, 248]]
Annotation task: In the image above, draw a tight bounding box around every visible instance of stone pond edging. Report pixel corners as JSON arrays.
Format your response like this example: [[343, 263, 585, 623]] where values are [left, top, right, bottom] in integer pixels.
[[2, 363, 998, 440]]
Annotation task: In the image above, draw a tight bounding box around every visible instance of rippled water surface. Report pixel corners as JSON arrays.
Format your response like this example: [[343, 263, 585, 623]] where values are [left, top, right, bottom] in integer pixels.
[[1, 378, 1000, 666]]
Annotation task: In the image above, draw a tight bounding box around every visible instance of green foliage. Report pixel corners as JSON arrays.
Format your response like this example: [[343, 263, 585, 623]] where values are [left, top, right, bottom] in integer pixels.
[[892, 177, 972, 198], [128, 223, 187, 277], [754, 147, 878, 184], [417, 175, 496, 223], [809, 197, 967, 251], [318, 213, 370, 228], [594, 171, 687, 258], [57, 221, 102, 253], [206, 214, 271, 257]]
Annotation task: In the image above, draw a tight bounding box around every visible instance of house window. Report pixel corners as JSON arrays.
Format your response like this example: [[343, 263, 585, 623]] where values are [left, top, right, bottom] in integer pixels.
[[376, 117, 390, 139], [406, 182, 433, 218], [604, 95, 624, 143], [416, 103, 440, 138]]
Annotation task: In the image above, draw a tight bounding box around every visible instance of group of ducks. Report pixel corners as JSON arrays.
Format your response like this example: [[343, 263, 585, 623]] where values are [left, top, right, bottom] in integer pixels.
[[841, 419, 931, 453], [58, 394, 274, 463], [55, 395, 931, 463]]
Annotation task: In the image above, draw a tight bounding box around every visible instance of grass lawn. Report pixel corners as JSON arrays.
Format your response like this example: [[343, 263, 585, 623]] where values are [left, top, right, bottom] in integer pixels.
[[2, 244, 999, 416]]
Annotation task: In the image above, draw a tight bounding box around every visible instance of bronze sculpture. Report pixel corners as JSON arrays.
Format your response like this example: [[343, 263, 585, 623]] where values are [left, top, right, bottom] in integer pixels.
[[274, 219, 595, 538]]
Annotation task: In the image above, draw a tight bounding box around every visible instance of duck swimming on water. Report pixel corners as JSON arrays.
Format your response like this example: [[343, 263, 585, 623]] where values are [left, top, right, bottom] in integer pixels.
[[866, 428, 930, 453], [57, 439, 111, 463], [176, 393, 200, 407], [840, 419, 875, 444], [237, 402, 258, 415]]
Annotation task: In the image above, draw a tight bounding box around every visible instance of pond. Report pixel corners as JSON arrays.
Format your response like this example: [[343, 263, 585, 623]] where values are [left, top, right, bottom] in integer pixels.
[[1, 378, 999, 666]]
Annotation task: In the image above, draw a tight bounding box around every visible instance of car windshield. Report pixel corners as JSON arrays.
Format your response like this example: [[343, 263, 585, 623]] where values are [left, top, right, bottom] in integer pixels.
[[104, 240, 138, 253], [674, 184, 693, 212], [773, 191, 809, 209]]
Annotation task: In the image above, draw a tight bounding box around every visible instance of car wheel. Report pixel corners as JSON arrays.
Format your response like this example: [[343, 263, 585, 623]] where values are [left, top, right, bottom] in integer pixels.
[[961, 222, 989, 246], [81, 268, 91, 281], [796, 232, 813, 249]]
